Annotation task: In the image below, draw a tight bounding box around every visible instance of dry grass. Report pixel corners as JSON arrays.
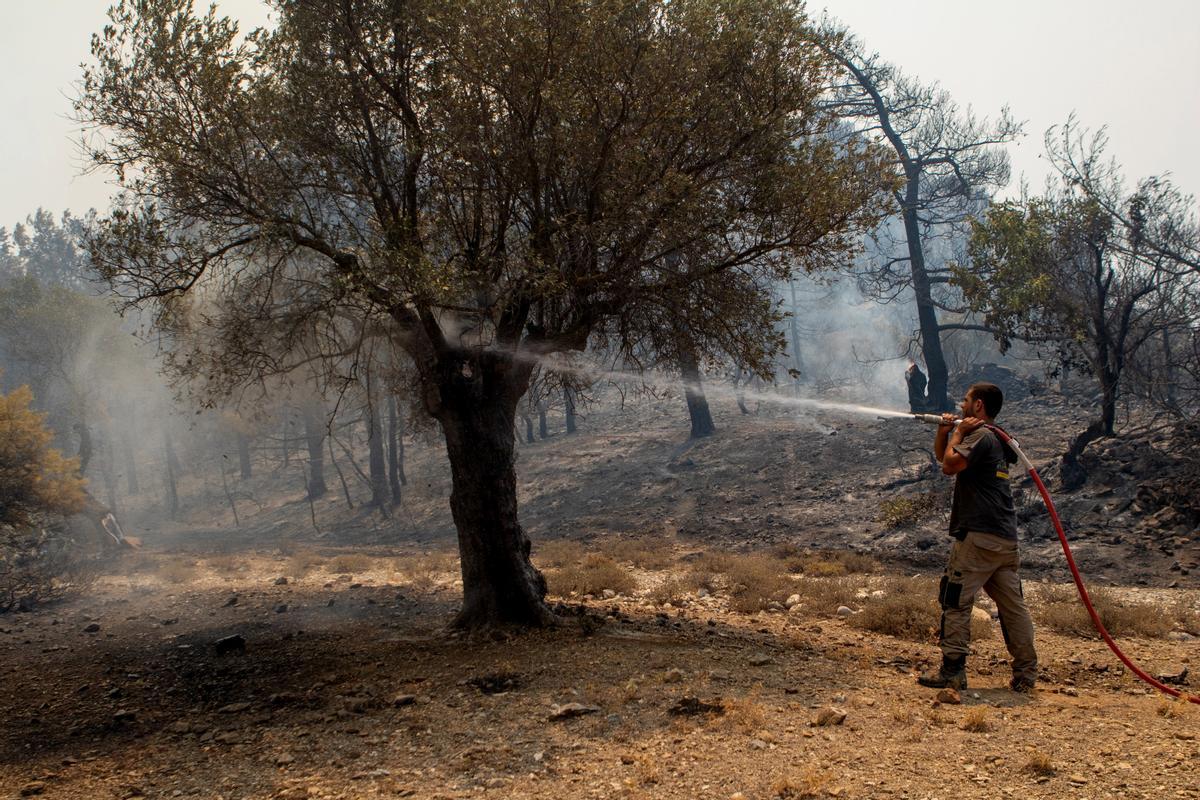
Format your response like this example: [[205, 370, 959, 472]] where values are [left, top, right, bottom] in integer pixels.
[[1023, 750, 1055, 776], [156, 560, 199, 585], [397, 551, 459, 594], [789, 575, 862, 613], [600, 535, 676, 570], [960, 707, 992, 732], [545, 554, 637, 597], [1035, 584, 1177, 638], [285, 549, 325, 578], [771, 768, 831, 799], [328, 553, 376, 575]]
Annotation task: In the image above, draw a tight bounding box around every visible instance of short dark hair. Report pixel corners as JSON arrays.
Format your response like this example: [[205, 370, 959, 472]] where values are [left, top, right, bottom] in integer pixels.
[[968, 382, 1004, 418]]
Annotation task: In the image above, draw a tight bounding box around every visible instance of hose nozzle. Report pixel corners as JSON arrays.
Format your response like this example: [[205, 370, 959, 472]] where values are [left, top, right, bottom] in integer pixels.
[[914, 413, 960, 426]]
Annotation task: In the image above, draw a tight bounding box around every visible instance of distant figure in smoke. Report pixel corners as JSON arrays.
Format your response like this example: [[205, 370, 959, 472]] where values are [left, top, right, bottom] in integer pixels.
[[904, 362, 927, 413], [919, 382, 1038, 694]]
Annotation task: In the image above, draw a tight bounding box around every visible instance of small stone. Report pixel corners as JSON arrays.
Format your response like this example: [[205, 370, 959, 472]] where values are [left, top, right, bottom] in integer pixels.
[[812, 707, 847, 726], [601, 589, 617, 599], [935, 688, 961, 705], [83, 623, 101, 633], [749, 738, 767, 750], [663, 668, 685, 684], [167, 721, 191, 734], [748, 653, 772, 667], [274, 603, 289, 613], [785, 593, 801, 609], [223, 595, 239, 607], [836, 606, 853, 618], [113, 709, 137, 723], [20, 781, 46, 796], [1068, 774, 1087, 784], [274, 576, 289, 586], [697, 588, 710, 598], [1167, 631, 1195, 642], [549, 703, 601, 721], [218, 702, 251, 714], [274, 753, 295, 766], [391, 694, 417, 707]]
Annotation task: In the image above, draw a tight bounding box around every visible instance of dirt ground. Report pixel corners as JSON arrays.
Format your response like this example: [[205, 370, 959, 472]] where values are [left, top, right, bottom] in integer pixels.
[[2, 387, 1198, 799]]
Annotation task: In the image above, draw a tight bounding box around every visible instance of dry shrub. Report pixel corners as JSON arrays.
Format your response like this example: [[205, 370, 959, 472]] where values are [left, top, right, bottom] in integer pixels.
[[772, 768, 831, 799], [286, 549, 325, 578], [1035, 585, 1175, 638], [849, 576, 999, 642], [204, 554, 246, 576], [1023, 751, 1055, 776], [0, 522, 97, 612], [328, 553, 376, 575], [723, 554, 796, 613], [720, 688, 767, 733], [601, 535, 676, 570], [647, 574, 705, 605], [961, 707, 992, 732], [890, 707, 915, 725], [773, 544, 877, 576], [156, 559, 199, 584], [533, 538, 588, 569], [1156, 699, 1192, 719], [545, 554, 637, 597], [399, 551, 459, 594], [789, 575, 860, 612], [879, 490, 945, 529]]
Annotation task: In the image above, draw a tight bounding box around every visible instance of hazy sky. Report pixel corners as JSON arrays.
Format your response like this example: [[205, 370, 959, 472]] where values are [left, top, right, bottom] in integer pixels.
[[2, 1, 1198, 226]]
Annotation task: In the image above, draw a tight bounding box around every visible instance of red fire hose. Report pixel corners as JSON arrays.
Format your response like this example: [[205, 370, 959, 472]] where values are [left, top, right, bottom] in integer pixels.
[[985, 423, 1199, 705]]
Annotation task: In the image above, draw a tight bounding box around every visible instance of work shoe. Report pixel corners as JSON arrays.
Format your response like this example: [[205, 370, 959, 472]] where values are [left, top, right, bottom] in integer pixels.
[[1009, 676, 1036, 693], [917, 659, 967, 690]]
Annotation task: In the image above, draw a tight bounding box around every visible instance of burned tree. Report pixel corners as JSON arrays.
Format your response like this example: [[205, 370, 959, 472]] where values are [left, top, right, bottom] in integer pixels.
[[959, 122, 1198, 488], [81, 0, 889, 628], [824, 27, 1021, 411]]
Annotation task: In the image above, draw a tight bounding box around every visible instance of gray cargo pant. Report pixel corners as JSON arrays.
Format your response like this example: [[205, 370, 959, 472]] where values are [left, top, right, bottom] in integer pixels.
[[938, 531, 1038, 683]]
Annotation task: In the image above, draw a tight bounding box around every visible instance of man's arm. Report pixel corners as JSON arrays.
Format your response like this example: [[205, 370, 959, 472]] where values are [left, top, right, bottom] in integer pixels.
[[937, 417, 985, 475]]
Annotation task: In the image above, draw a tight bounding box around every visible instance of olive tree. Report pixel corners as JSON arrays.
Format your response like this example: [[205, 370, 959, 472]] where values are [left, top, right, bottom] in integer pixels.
[[79, 0, 890, 628]]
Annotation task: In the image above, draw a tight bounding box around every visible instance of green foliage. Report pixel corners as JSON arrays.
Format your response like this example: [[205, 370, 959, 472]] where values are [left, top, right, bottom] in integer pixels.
[[0, 385, 87, 529]]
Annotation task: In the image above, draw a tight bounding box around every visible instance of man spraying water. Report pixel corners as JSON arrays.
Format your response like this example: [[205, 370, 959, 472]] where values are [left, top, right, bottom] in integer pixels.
[[917, 382, 1039, 693]]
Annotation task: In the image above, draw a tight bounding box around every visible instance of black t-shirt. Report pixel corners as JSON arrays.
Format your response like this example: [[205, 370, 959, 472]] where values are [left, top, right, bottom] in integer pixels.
[[948, 427, 1018, 540]]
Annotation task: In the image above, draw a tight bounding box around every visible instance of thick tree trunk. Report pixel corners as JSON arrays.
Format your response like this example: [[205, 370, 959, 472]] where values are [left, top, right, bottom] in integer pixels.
[[301, 400, 327, 499], [236, 432, 252, 480], [679, 349, 715, 438], [521, 414, 535, 444], [903, 204, 952, 412], [563, 387, 577, 434], [537, 404, 549, 439], [387, 394, 403, 504], [433, 358, 554, 629]]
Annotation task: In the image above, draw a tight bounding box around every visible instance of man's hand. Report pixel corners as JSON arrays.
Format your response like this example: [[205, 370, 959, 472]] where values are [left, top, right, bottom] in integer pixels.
[[957, 417, 985, 435], [939, 413, 957, 428]]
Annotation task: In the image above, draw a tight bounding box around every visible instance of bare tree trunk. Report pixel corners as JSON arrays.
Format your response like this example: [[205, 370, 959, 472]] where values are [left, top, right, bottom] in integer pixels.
[[365, 394, 388, 512], [236, 431, 252, 480], [387, 394, 404, 504], [327, 435, 352, 508], [433, 359, 554, 629], [520, 413, 535, 444], [537, 403, 549, 439], [163, 429, 179, 519], [121, 434, 139, 495], [679, 349, 715, 438], [563, 387, 577, 434], [301, 400, 327, 499], [1061, 370, 1118, 491]]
